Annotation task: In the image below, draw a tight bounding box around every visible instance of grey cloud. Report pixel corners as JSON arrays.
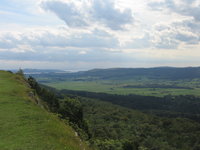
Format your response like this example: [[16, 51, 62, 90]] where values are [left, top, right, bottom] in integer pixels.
[[148, 0, 175, 11], [0, 47, 130, 63], [184, 21, 200, 33], [155, 39, 179, 49], [0, 33, 20, 49], [67, 34, 118, 48], [149, 0, 200, 22], [0, 28, 119, 50], [179, 7, 200, 22], [123, 25, 199, 50], [0, 41, 15, 49], [118, 22, 199, 50], [152, 21, 200, 49], [154, 35, 179, 49], [175, 33, 199, 44], [91, 0, 133, 30], [171, 20, 200, 44], [182, 0, 197, 4], [41, 0, 88, 27], [0, 28, 135, 63], [21, 32, 68, 47], [124, 34, 152, 49], [40, 0, 134, 30], [132, 0, 200, 49]]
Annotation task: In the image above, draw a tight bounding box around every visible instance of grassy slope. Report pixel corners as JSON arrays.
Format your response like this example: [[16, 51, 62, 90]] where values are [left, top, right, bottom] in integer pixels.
[[0, 71, 88, 150]]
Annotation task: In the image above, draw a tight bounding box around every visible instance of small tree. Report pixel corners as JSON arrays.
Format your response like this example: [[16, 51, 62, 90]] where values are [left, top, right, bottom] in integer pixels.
[[16, 68, 24, 76]]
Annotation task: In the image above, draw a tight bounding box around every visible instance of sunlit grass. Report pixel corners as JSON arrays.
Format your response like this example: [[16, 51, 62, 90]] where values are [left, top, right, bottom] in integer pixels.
[[0, 71, 89, 150]]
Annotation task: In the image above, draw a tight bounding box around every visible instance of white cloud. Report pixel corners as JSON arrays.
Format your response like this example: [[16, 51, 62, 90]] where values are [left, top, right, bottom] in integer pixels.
[[1, 0, 200, 69]]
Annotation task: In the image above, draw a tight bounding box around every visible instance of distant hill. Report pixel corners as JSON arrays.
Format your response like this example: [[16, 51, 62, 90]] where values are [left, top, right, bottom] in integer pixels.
[[0, 71, 89, 150], [11, 69, 67, 74], [75, 67, 200, 80], [29, 67, 200, 80]]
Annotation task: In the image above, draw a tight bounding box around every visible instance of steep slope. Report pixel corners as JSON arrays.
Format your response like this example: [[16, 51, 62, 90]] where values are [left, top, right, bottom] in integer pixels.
[[0, 71, 89, 150]]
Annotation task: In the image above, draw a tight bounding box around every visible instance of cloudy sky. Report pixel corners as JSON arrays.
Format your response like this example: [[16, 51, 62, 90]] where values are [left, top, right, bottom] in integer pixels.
[[0, 0, 200, 70]]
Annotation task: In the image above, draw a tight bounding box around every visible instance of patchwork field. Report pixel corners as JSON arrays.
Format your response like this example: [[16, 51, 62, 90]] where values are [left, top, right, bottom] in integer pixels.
[[44, 78, 200, 97], [28, 67, 200, 97]]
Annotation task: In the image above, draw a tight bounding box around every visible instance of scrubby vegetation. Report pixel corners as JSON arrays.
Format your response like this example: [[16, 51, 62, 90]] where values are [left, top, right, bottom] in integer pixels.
[[59, 90, 200, 122], [35, 84, 200, 150], [27, 76, 90, 140], [62, 93, 200, 150]]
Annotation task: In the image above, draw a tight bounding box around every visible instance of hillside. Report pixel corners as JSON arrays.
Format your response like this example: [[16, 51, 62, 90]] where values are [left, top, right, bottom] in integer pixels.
[[0, 71, 89, 150], [60, 90, 200, 122], [61, 93, 200, 150]]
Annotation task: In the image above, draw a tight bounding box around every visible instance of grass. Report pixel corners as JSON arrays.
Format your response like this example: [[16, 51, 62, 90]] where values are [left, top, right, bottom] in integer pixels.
[[0, 71, 89, 150], [45, 78, 200, 97]]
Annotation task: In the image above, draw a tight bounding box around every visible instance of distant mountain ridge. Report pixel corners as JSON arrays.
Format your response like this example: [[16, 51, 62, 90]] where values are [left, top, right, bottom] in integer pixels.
[[29, 66, 200, 80], [86, 67, 200, 79]]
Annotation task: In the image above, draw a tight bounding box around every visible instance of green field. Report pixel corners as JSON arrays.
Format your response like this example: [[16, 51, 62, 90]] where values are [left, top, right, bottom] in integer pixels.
[[0, 71, 89, 150], [45, 78, 200, 97], [29, 67, 200, 97]]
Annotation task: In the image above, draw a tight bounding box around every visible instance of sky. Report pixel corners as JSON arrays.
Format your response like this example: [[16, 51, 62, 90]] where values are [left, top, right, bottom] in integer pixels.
[[0, 0, 200, 71]]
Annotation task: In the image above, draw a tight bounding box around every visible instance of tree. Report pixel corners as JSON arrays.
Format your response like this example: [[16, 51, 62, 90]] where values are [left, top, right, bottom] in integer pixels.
[[16, 68, 25, 77]]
